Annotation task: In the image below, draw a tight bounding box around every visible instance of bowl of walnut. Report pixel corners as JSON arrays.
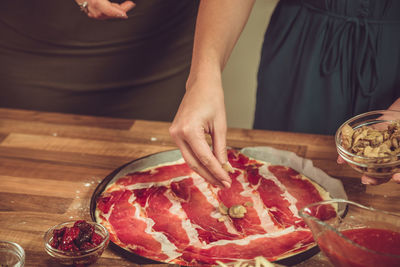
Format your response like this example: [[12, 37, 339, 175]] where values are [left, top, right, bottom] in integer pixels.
[[335, 110, 400, 179]]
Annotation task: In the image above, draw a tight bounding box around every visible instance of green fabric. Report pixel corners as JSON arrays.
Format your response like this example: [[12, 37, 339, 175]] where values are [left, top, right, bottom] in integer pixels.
[[254, 0, 400, 134]]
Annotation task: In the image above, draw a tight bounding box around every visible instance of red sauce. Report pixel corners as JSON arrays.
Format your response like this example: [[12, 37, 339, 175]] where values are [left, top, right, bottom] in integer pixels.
[[318, 228, 400, 267]]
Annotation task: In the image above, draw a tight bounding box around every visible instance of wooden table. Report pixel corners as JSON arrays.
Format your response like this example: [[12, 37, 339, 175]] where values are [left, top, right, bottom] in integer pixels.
[[1, 108, 399, 267]]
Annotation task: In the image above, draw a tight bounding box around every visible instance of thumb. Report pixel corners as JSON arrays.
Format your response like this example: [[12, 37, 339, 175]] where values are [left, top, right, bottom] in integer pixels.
[[337, 155, 345, 164]]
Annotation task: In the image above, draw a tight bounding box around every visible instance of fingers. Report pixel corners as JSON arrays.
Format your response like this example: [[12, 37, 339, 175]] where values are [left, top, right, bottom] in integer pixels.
[[170, 125, 231, 188], [88, 2, 127, 20], [361, 175, 379, 185], [84, 0, 135, 20], [186, 131, 232, 187], [336, 155, 345, 164], [120, 1, 136, 12], [174, 137, 225, 187], [392, 173, 400, 183], [361, 175, 391, 185]]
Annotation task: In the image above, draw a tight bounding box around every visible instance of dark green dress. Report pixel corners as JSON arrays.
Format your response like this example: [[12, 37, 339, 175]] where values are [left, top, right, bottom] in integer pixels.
[[254, 0, 400, 134], [0, 0, 198, 121]]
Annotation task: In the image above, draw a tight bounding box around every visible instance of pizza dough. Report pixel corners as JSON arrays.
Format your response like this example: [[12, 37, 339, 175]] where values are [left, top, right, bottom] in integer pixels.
[[95, 149, 337, 266]]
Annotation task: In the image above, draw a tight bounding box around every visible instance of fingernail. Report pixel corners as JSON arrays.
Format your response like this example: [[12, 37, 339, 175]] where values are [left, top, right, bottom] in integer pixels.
[[222, 181, 231, 188]]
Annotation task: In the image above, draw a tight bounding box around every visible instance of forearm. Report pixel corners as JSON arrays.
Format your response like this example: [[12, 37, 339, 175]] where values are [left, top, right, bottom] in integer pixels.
[[188, 0, 255, 86], [388, 97, 400, 111]]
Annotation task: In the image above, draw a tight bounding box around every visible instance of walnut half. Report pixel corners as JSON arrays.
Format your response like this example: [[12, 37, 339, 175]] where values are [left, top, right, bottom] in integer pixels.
[[217, 203, 248, 221], [228, 205, 247, 219]]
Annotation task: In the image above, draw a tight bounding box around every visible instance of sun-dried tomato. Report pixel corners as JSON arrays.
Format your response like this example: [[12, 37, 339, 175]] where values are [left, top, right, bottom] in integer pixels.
[[50, 220, 103, 251], [91, 232, 103, 246]]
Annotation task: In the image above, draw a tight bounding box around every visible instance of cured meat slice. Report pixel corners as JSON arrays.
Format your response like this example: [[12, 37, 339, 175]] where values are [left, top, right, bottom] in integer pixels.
[[117, 163, 192, 186], [97, 189, 125, 215], [245, 159, 335, 228], [133, 186, 191, 248], [181, 230, 314, 265], [243, 165, 301, 228], [267, 165, 337, 222], [228, 149, 262, 170], [268, 166, 324, 208], [100, 190, 171, 261], [170, 178, 239, 243], [255, 169, 301, 228]]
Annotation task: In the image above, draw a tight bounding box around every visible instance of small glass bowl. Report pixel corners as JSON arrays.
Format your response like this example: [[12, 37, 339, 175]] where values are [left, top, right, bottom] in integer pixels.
[[44, 221, 109, 266], [335, 110, 400, 179], [0, 241, 25, 267]]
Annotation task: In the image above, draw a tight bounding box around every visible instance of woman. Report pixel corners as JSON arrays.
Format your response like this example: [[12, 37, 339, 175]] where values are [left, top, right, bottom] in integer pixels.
[[169, 0, 400, 186], [0, 0, 198, 121]]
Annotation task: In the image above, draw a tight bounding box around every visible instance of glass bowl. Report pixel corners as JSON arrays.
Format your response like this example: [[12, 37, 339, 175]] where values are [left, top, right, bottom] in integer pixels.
[[299, 199, 400, 267], [0, 241, 25, 267], [335, 110, 400, 179], [44, 220, 109, 266]]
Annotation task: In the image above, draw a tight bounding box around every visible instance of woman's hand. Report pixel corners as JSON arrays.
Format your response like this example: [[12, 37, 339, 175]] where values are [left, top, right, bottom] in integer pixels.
[[75, 0, 135, 20], [170, 0, 255, 188], [169, 77, 232, 188]]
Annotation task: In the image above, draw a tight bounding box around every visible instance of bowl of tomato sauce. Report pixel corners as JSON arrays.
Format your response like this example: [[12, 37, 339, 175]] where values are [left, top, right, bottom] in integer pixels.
[[299, 199, 400, 267]]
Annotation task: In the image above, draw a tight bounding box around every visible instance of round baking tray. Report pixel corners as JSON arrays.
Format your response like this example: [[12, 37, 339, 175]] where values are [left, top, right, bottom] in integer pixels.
[[90, 148, 347, 266]]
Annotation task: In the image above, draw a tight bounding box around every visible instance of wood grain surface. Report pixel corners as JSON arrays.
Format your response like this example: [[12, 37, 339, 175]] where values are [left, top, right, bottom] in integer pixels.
[[0, 108, 399, 267]]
